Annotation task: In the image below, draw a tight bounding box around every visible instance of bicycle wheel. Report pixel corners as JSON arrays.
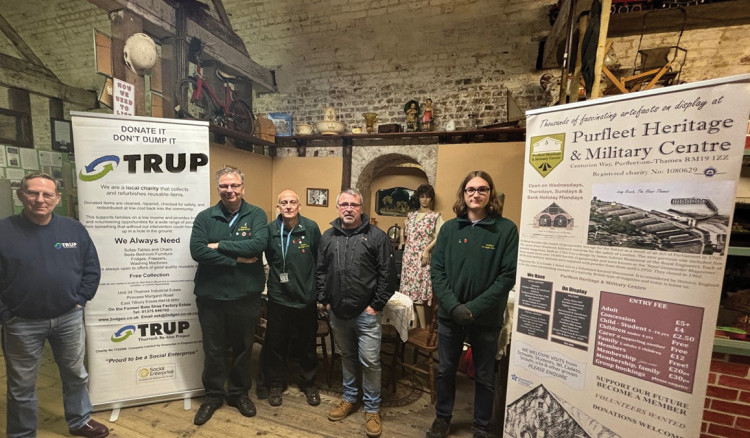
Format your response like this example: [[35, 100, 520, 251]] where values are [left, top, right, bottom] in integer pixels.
[[175, 78, 215, 120], [229, 99, 255, 135]]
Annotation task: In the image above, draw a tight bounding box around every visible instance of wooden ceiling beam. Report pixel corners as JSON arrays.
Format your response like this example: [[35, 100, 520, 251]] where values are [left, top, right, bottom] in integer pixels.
[[87, 0, 276, 92], [0, 54, 96, 107]]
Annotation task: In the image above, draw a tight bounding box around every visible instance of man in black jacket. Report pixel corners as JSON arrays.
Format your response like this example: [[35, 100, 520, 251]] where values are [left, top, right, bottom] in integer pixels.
[[316, 188, 394, 438]]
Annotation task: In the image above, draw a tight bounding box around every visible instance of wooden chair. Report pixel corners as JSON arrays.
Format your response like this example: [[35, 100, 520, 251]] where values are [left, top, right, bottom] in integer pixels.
[[391, 300, 439, 403], [316, 316, 335, 388]]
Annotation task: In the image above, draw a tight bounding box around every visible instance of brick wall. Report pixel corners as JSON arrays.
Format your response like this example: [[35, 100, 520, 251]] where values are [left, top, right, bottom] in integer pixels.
[[223, 0, 750, 133], [703, 353, 750, 438], [223, 0, 554, 131], [609, 25, 750, 85]]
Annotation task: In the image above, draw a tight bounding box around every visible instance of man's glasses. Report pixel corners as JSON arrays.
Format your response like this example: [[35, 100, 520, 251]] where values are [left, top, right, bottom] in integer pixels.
[[22, 189, 58, 201], [464, 186, 490, 196], [338, 202, 361, 209], [279, 200, 299, 206], [218, 183, 243, 190]]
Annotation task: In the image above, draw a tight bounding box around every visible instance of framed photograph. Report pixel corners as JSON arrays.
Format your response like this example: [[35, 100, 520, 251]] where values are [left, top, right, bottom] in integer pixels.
[[98, 77, 114, 109], [307, 188, 329, 207], [375, 186, 415, 216], [0, 108, 33, 148], [268, 112, 293, 137], [51, 118, 73, 152]]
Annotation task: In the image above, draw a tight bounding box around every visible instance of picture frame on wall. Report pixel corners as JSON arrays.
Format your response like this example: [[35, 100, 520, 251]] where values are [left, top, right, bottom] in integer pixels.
[[51, 119, 74, 152], [375, 186, 415, 216], [307, 188, 329, 207]]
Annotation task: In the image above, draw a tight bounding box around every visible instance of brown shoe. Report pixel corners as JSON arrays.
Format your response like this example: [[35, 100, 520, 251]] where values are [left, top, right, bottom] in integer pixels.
[[328, 399, 355, 421], [365, 412, 382, 438], [69, 419, 109, 438]]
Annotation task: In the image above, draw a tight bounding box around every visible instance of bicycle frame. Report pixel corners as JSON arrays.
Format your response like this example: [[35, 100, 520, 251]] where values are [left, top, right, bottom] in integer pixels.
[[191, 65, 235, 115]]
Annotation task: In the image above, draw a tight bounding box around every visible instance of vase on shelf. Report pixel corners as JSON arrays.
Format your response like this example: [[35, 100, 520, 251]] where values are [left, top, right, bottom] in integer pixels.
[[363, 112, 378, 134]]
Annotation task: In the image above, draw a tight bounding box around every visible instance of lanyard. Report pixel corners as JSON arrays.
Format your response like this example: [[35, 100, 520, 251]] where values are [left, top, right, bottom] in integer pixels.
[[279, 222, 293, 273], [228, 212, 239, 229]]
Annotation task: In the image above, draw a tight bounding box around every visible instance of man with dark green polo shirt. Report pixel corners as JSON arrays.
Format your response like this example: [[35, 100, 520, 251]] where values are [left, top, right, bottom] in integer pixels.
[[189, 167, 268, 425], [263, 189, 322, 407]]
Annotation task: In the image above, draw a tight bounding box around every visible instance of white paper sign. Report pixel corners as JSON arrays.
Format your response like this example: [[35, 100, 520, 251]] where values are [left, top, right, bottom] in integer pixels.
[[113, 78, 135, 116]]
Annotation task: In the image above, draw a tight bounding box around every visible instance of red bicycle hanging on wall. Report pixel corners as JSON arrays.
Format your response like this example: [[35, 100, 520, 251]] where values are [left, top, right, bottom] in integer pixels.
[[175, 41, 255, 135]]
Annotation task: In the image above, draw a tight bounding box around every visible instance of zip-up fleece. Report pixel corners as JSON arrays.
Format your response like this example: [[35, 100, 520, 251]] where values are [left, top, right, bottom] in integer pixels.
[[316, 214, 395, 320], [431, 214, 518, 328], [190, 200, 268, 300], [265, 214, 321, 308]]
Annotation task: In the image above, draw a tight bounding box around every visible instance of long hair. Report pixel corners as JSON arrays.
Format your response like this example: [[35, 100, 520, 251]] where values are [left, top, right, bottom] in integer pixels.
[[452, 170, 503, 217]]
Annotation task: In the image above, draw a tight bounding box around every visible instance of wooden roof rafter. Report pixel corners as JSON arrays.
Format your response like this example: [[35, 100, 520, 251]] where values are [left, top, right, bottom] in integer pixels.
[[0, 13, 96, 107], [87, 0, 277, 92]]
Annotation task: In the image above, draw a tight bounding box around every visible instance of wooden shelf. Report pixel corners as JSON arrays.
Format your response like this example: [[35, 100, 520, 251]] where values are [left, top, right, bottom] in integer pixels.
[[275, 127, 526, 154], [206, 122, 525, 158], [728, 246, 750, 256], [714, 337, 750, 356], [287, 127, 525, 143]]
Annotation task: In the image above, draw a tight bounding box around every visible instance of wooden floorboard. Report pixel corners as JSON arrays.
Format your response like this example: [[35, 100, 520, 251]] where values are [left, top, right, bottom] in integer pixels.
[[0, 343, 486, 437]]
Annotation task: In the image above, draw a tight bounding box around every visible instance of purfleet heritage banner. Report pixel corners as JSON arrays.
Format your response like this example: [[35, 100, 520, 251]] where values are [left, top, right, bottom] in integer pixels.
[[504, 75, 750, 438], [73, 112, 209, 409]]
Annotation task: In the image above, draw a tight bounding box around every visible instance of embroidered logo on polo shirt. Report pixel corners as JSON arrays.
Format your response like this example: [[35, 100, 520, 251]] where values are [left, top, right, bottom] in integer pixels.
[[481, 243, 495, 250], [54, 242, 78, 249]]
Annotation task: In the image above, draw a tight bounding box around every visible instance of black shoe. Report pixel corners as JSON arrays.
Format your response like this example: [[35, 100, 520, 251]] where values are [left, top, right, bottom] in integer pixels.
[[425, 417, 450, 438], [472, 427, 492, 438], [269, 386, 283, 407], [227, 395, 256, 417], [69, 419, 109, 438], [194, 402, 221, 426], [303, 386, 321, 406]]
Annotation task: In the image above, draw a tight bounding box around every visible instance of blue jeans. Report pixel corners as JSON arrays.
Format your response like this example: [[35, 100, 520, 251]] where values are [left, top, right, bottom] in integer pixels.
[[435, 319, 500, 431], [329, 309, 382, 413], [2, 307, 92, 438]]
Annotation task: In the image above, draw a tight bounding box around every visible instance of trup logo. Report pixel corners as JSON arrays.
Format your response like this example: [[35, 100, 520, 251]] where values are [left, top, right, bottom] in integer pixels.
[[79, 155, 120, 182], [54, 242, 78, 249], [111, 325, 137, 342], [78, 153, 208, 182]]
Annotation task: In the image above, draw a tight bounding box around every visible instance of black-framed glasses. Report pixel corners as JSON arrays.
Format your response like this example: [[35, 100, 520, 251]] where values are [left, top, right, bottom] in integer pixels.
[[464, 186, 490, 196], [218, 183, 243, 190], [338, 202, 361, 209], [22, 189, 58, 201], [279, 200, 299, 206]]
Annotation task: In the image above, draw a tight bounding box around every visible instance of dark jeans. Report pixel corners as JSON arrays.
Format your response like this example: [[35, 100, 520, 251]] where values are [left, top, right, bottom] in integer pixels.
[[435, 319, 500, 431], [264, 300, 318, 388], [197, 295, 260, 403]]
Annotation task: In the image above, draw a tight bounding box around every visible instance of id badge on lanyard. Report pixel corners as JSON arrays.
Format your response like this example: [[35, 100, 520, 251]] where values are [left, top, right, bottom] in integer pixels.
[[280, 222, 292, 283]]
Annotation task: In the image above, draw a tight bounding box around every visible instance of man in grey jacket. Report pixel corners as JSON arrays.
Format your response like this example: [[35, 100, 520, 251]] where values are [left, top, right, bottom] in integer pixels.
[[316, 188, 394, 438]]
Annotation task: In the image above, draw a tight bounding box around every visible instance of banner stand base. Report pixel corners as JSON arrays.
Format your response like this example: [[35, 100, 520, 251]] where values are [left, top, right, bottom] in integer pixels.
[[109, 408, 120, 422]]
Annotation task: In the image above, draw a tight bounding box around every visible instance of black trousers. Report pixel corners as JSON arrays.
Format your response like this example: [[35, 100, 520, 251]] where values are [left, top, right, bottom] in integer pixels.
[[197, 294, 260, 403], [264, 300, 319, 388]]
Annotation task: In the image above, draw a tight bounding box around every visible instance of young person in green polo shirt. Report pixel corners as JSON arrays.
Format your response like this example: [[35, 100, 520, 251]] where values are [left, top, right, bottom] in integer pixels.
[[427, 170, 519, 438]]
